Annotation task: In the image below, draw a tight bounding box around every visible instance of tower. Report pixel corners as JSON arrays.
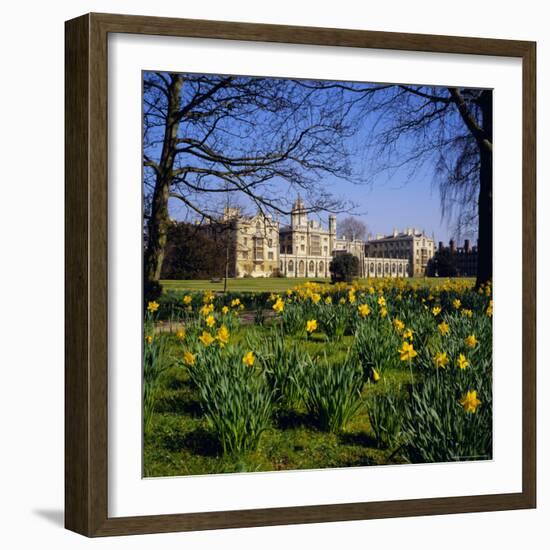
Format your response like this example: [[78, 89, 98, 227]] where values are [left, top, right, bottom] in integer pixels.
[[291, 196, 307, 228], [329, 214, 337, 253]]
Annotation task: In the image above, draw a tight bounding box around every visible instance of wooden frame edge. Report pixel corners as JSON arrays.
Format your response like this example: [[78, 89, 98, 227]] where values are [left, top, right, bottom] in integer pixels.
[[65, 13, 537, 537]]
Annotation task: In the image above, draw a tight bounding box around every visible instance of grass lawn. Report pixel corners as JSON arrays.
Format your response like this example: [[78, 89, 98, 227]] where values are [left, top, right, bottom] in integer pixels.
[[145, 276, 490, 477], [144, 324, 413, 477], [161, 276, 475, 294]]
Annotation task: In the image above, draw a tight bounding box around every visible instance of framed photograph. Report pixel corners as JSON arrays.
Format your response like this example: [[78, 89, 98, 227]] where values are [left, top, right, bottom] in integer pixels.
[[65, 13, 536, 537]]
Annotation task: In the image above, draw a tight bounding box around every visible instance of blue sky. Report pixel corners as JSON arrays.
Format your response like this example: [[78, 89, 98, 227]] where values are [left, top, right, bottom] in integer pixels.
[[145, 72, 481, 246], [167, 168, 456, 244]]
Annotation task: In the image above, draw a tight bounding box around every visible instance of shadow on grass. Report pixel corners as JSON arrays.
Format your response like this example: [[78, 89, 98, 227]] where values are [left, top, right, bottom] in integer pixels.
[[331, 455, 374, 468], [165, 376, 193, 391], [274, 409, 317, 431], [339, 431, 378, 449], [155, 393, 203, 417], [162, 426, 221, 457]]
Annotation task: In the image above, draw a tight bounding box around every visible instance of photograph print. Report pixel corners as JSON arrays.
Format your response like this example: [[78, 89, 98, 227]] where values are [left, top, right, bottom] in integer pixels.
[[142, 70, 493, 477]]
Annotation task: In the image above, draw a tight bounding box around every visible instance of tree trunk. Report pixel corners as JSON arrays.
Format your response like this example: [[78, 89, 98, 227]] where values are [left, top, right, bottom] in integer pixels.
[[475, 90, 493, 288], [143, 75, 183, 301]]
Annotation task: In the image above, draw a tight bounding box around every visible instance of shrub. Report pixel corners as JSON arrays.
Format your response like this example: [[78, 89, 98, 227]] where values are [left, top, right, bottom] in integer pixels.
[[144, 279, 162, 305], [301, 352, 364, 433], [329, 253, 359, 283]]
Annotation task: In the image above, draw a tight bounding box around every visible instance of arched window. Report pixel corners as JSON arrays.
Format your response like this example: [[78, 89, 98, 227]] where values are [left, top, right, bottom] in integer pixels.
[[377, 263, 382, 275], [318, 261, 324, 275], [398, 263, 403, 273], [370, 262, 374, 273], [288, 260, 294, 273], [392, 263, 396, 273], [298, 260, 305, 276], [309, 261, 315, 273], [385, 263, 389, 274]]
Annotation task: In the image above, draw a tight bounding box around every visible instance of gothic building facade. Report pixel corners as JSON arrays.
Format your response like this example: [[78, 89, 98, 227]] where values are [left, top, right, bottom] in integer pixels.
[[224, 198, 410, 279]]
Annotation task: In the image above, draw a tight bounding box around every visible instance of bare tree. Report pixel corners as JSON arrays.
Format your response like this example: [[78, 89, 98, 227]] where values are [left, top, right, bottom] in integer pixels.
[[338, 216, 368, 241], [142, 72, 361, 297], [335, 83, 492, 287], [298, 81, 492, 286]]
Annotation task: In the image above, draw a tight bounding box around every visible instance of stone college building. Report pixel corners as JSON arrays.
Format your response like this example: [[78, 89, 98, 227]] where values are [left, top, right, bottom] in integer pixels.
[[220, 198, 430, 279]]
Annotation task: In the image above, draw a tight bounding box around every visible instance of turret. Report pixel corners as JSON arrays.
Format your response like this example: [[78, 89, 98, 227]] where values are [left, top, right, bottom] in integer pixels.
[[329, 214, 337, 253], [291, 196, 307, 228], [329, 214, 336, 235]]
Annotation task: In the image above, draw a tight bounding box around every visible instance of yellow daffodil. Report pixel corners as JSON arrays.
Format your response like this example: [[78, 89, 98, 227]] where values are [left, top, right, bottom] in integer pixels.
[[358, 304, 371, 318], [378, 296, 386, 307], [372, 368, 381, 382], [393, 318, 405, 332], [202, 291, 215, 304], [325, 296, 333, 305], [434, 351, 449, 368], [457, 353, 469, 370], [311, 293, 321, 304], [306, 319, 318, 333], [198, 331, 215, 346], [200, 303, 214, 317], [339, 297, 346, 305], [145, 335, 153, 344], [176, 329, 186, 341], [399, 341, 417, 361], [205, 315, 216, 328], [403, 328, 413, 341], [380, 306, 388, 318], [453, 299, 461, 309], [460, 390, 481, 413], [368, 286, 375, 295], [231, 298, 241, 307], [438, 321, 450, 336], [462, 308, 473, 318], [348, 290, 356, 304], [286, 289, 293, 297], [216, 325, 230, 347], [221, 305, 229, 315], [432, 306, 442, 316], [272, 298, 285, 313], [147, 301, 159, 313], [182, 295, 193, 305], [242, 351, 255, 366], [183, 350, 196, 366], [486, 300, 493, 318], [465, 334, 478, 348]]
